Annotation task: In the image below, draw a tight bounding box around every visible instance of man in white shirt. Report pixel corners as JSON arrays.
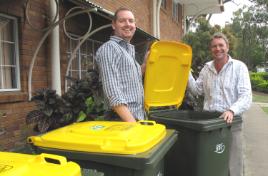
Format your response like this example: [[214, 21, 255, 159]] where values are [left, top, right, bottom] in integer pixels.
[[188, 32, 252, 176]]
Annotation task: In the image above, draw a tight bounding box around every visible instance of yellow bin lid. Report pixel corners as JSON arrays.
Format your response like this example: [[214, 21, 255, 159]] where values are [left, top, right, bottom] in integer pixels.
[[0, 152, 81, 176], [144, 41, 192, 112], [28, 121, 166, 155]]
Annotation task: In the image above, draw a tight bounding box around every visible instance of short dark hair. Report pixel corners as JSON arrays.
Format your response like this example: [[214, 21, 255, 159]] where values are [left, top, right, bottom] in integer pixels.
[[210, 32, 229, 46], [113, 7, 133, 21]]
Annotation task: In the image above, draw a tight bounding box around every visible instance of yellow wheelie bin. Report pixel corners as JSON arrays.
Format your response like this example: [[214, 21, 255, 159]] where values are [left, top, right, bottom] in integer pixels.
[[0, 152, 81, 176], [28, 121, 177, 176]]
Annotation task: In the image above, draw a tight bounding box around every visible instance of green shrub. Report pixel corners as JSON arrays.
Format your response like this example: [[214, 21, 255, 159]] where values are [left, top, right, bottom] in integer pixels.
[[250, 72, 268, 93], [257, 81, 268, 93], [26, 70, 104, 133], [262, 72, 268, 81]]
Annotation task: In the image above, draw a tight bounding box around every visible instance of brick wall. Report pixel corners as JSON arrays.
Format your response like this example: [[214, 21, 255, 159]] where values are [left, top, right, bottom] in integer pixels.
[[0, 0, 49, 151], [159, 2, 183, 40], [89, 0, 182, 40], [0, 102, 37, 151]]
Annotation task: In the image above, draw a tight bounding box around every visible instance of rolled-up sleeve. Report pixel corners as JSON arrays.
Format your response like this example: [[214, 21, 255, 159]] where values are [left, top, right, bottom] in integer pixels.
[[187, 69, 205, 96]]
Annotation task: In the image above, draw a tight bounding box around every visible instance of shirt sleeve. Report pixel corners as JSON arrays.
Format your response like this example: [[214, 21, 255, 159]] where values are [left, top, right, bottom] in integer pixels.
[[96, 44, 127, 107], [187, 68, 205, 96], [229, 63, 252, 115]]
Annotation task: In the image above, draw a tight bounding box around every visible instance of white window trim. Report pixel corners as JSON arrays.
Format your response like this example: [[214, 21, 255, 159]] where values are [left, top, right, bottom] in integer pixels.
[[0, 13, 20, 92]]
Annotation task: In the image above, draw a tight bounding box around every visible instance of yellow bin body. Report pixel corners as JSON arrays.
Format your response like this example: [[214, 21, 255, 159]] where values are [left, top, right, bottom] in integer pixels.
[[28, 121, 166, 155], [0, 152, 81, 176]]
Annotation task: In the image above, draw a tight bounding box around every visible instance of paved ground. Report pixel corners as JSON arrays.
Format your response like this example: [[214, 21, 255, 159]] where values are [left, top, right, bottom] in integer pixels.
[[243, 102, 268, 176]]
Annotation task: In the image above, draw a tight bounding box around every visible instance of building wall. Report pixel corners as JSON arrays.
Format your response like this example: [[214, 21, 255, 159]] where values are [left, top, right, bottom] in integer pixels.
[[89, 0, 152, 35], [0, 0, 183, 151], [159, 2, 183, 40], [89, 0, 183, 40], [0, 0, 49, 150]]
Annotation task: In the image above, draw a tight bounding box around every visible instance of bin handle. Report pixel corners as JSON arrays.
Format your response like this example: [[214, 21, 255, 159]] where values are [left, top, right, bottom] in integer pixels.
[[38, 153, 67, 165], [138, 120, 156, 126]]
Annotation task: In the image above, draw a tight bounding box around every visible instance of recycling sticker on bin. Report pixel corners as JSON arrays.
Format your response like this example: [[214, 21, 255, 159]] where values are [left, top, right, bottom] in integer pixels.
[[90, 125, 105, 131], [214, 143, 225, 154]]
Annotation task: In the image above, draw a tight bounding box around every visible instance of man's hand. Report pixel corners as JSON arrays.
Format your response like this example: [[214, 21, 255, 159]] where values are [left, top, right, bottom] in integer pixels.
[[220, 110, 234, 123], [141, 51, 150, 75]]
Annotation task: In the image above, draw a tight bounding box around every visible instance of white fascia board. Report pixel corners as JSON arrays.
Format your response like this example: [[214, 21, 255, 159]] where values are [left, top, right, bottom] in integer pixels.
[[174, 0, 220, 4], [184, 3, 223, 16]]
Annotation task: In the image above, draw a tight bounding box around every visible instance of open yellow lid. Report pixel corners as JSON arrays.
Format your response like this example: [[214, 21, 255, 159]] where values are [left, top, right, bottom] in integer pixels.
[[28, 121, 166, 155], [144, 41, 192, 112], [0, 152, 81, 176]]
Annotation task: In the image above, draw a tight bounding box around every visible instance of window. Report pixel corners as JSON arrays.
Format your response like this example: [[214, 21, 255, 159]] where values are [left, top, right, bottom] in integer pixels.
[[161, 0, 167, 10], [66, 35, 103, 89], [172, 1, 182, 23], [0, 14, 20, 91]]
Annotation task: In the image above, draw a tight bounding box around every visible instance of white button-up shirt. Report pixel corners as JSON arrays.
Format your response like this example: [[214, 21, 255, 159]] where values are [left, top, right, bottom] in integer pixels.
[[188, 56, 252, 115]]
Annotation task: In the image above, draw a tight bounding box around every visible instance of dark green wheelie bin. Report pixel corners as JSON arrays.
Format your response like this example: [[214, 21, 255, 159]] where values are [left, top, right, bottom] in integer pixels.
[[150, 110, 242, 176]]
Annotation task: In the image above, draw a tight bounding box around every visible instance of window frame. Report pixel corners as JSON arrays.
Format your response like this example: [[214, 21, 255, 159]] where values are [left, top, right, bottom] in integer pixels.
[[66, 33, 103, 90], [161, 0, 167, 10], [0, 13, 20, 92], [172, 1, 180, 23]]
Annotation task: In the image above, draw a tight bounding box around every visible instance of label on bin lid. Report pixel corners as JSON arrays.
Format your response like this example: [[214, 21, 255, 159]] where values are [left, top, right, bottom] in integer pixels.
[[0, 152, 81, 176], [144, 41, 192, 112], [28, 121, 166, 155]]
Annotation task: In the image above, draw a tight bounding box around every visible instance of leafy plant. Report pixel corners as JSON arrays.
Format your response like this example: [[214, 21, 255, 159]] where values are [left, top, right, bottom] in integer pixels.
[[26, 70, 104, 133], [26, 89, 66, 132], [250, 72, 268, 93]]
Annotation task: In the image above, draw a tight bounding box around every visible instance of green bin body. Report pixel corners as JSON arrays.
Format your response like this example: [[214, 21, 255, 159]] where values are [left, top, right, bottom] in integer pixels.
[[150, 110, 242, 176], [30, 129, 177, 176]]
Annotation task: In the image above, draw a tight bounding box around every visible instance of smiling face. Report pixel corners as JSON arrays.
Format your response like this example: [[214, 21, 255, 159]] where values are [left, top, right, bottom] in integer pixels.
[[112, 10, 136, 42], [210, 37, 229, 62]]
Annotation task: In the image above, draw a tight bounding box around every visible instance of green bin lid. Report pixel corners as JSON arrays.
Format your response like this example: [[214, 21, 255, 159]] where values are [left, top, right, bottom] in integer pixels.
[[150, 110, 242, 131]]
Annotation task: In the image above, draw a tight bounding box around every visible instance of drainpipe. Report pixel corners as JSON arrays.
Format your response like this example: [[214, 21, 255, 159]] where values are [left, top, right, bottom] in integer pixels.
[[156, 0, 162, 39], [49, 0, 61, 95], [152, 0, 157, 37], [183, 4, 187, 36], [152, 0, 162, 39]]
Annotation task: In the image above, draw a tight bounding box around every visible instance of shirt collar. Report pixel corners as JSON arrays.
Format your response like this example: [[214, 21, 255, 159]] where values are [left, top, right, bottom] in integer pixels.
[[110, 35, 129, 44], [110, 35, 133, 51], [206, 55, 234, 73]]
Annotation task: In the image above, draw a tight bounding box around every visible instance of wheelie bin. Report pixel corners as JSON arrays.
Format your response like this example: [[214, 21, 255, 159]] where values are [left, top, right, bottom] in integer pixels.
[[150, 110, 242, 176], [143, 40, 241, 176], [0, 152, 81, 176], [28, 121, 177, 176]]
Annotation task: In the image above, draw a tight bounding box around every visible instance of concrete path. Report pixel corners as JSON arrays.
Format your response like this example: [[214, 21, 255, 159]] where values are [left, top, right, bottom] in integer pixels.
[[243, 102, 268, 176]]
